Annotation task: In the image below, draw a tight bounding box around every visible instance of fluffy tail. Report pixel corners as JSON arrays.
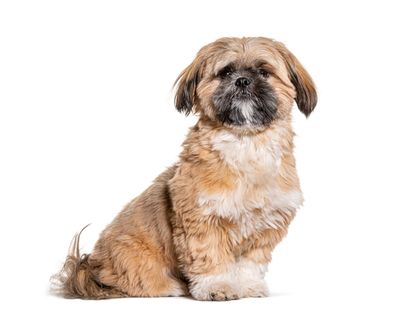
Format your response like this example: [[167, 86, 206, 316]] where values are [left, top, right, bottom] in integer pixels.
[[50, 225, 127, 299]]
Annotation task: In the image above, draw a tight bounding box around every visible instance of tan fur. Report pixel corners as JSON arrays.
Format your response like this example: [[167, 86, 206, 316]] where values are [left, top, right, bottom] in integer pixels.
[[52, 37, 317, 300]]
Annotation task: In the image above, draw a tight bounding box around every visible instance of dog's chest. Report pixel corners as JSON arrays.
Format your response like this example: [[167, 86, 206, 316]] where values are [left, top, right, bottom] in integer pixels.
[[197, 131, 302, 237]]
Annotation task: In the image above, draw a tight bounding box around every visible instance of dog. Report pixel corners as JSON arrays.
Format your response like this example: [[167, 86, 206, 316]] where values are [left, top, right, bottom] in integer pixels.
[[52, 37, 317, 301]]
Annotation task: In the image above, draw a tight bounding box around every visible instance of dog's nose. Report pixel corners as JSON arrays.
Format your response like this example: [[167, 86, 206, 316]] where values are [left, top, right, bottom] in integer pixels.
[[235, 77, 251, 88]]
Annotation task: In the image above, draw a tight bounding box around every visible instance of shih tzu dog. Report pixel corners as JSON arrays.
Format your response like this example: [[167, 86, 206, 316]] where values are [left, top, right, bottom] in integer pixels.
[[52, 37, 317, 301]]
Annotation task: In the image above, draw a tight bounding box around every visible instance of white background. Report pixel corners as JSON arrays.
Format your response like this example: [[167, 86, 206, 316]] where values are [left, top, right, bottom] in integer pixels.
[[1, 0, 399, 325]]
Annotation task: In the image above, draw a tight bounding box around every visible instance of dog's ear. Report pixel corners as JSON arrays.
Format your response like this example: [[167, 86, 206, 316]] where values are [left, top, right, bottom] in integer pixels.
[[174, 57, 204, 115], [275, 43, 318, 117]]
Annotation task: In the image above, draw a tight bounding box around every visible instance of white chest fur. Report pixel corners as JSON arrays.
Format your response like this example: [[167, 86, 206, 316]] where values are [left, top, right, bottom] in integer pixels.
[[197, 129, 303, 237]]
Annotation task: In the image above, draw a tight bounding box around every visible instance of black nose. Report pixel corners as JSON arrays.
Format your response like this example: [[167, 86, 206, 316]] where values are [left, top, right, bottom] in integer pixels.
[[235, 77, 251, 88]]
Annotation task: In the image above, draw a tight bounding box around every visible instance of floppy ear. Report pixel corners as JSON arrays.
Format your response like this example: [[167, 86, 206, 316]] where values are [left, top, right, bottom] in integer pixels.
[[174, 58, 203, 115], [276, 43, 318, 117]]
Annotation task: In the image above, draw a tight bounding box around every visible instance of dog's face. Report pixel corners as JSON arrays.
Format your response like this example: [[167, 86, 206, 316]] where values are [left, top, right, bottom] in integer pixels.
[[175, 37, 317, 131], [212, 57, 278, 127]]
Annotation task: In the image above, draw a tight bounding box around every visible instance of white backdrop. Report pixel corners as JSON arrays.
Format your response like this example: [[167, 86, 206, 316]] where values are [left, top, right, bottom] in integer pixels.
[[1, 0, 399, 325]]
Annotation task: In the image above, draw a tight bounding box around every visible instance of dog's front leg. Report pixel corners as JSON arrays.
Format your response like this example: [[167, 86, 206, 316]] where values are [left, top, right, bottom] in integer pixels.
[[173, 216, 266, 301], [188, 255, 269, 301], [174, 218, 238, 301]]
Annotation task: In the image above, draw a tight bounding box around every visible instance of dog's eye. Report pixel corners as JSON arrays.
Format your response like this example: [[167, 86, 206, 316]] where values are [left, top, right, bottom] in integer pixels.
[[218, 66, 234, 78], [258, 69, 269, 78]]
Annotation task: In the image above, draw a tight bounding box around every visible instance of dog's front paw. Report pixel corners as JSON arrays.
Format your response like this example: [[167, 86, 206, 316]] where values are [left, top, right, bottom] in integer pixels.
[[190, 278, 269, 300], [189, 261, 269, 300], [191, 282, 240, 301], [242, 281, 269, 298]]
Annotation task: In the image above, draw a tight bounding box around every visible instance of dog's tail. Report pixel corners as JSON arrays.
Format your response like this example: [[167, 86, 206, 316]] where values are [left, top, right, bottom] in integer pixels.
[[50, 225, 127, 299]]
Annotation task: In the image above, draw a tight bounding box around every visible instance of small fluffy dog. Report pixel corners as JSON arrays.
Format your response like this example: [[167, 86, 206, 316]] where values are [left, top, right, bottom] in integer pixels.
[[52, 37, 317, 301]]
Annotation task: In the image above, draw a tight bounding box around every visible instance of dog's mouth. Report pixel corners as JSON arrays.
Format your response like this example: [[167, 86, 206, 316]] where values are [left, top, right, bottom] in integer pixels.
[[213, 87, 278, 127], [234, 90, 252, 100]]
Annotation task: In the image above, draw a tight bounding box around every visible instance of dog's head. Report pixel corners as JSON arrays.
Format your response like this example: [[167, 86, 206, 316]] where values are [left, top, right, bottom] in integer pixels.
[[175, 37, 317, 131]]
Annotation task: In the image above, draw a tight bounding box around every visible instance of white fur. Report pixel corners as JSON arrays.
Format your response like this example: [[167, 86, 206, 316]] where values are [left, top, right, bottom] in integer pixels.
[[235, 101, 254, 124], [190, 259, 268, 300], [198, 129, 303, 236], [211, 128, 282, 175]]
